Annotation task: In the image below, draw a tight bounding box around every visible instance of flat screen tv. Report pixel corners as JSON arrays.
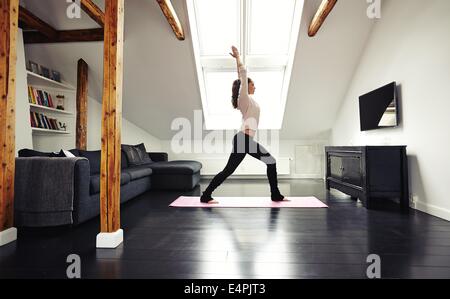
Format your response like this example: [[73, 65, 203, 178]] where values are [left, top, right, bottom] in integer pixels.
[[359, 82, 398, 131]]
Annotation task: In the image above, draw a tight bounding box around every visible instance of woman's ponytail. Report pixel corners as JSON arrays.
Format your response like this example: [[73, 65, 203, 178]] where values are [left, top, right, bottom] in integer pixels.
[[231, 79, 241, 109]]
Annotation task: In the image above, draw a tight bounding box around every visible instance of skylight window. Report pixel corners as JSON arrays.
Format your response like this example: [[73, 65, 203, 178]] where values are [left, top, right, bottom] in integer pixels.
[[187, 0, 304, 130], [195, 0, 240, 56], [248, 0, 296, 55]]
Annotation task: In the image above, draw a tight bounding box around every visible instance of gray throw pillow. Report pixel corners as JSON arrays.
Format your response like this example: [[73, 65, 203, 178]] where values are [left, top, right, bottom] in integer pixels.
[[122, 143, 152, 166], [135, 143, 152, 164]]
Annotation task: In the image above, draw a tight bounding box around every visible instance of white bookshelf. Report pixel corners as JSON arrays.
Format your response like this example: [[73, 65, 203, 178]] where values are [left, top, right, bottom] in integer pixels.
[[27, 71, 75, 90], [29, 103, 74, 115], [26, 66, 76, 151], [32, 128, 71, 135]]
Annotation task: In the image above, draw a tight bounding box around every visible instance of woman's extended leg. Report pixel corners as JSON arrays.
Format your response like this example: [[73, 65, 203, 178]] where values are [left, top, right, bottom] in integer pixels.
[[200, 152, 246, 203], [247, 138, 286, 201]]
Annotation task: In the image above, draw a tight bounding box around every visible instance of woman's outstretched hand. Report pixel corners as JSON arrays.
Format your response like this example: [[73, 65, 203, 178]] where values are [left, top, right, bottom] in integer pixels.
[[230, 46, 240, 58], [231, 46, 243, 76]]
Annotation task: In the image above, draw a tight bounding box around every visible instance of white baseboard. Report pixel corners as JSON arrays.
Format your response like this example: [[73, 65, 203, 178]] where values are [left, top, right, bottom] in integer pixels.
[[96, 229, 123, 249], [284, 174, 325, 179], [0, 227, 17, 247], [201, 175, 324, 180], [198, 157, 291, 176], [414, 201, 450, 222]]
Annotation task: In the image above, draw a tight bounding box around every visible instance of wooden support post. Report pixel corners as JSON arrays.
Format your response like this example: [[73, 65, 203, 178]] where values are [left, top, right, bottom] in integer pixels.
[[97, 0, 124, 248], [0, 0, 19, 246], [76, 59, 88, 150], [308, 0, 338, 37]]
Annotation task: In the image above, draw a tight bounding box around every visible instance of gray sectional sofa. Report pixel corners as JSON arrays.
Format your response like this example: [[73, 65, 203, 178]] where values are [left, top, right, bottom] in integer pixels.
[[14, 146, 202, 227]]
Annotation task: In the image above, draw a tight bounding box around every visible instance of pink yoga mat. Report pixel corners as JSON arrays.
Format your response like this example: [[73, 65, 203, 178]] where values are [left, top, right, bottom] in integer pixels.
[[169, 196, 328, 208]]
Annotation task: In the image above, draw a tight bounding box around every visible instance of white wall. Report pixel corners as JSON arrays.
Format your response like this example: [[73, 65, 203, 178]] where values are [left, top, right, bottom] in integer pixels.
[[22, 43, 162, 153], [331, 0, 450, 220], [87, 97, 162, 151], [30, 92, 162, 152], [30, 91, 162, 152], [161, 131, 329, 178], [15, 29, 33, 154], [21, 0, 376, 140]]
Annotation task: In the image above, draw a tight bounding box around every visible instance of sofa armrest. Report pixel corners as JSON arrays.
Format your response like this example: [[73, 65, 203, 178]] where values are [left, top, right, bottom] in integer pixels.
[[14, 157, 90, 227], [72, 158, 92, 224], [148, 152, 168, 162]]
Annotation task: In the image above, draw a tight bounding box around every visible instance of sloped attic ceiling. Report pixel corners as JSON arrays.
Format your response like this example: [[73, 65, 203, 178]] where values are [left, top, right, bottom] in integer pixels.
[[22, 0, 375, 140]]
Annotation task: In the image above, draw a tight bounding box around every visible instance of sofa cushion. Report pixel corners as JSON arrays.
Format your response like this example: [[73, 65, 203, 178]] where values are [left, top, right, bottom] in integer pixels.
[[147, 161, 202, 175], [79, 150, 101, 175], [90, 173, 131, 195], [73, 150, 127, 172], [135, 143, 152, 164], [122, 143, 152, 166], [124, 166, 153, 181], [148, 152, 168, 162]]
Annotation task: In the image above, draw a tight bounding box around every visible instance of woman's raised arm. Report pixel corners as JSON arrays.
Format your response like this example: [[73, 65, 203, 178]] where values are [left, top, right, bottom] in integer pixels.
[[230, 46, 244, 78], [230, 46, 248, 99]]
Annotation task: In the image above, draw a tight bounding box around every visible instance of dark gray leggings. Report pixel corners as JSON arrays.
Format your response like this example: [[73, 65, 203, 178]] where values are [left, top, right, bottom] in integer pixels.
[[202, 132, 281, 197]]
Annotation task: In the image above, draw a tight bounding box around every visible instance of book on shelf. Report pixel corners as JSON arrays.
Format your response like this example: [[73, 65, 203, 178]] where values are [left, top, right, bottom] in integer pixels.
[[47, 91, 54, 107], [32, 112, 41, 128], [29, 112, 36, 128], [38, 90, 46, 106], [40, 113, 48, 130], [45, 116, 52, 130], [28, 85, 56, 109], [33, 112, 39, 128], [48, 117, 56, 130], [40, 114, 48, 129], [30, 111, 64, 131], [27, 86, 34, 104]]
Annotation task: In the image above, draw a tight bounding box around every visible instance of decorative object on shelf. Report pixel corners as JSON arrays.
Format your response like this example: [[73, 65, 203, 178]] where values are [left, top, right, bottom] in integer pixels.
[[51, 70, 61, 82], [29, 61, 39, 74], [56, 95, 65, 110], [40, 66, 51, 78], [59, 122, 67, 131]]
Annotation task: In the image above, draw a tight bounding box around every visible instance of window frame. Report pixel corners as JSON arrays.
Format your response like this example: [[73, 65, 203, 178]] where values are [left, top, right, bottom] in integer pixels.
[[186, 0, 304, 130]]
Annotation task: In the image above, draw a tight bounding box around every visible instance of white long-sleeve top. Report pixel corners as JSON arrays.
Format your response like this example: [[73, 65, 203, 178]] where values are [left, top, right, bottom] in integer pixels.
[[238, 66, 260, 137]]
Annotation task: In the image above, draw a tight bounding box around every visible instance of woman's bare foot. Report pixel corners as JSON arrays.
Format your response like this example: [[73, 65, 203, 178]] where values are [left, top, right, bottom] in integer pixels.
[[271, 194, 289, 202], [200, 194, 219, 204]]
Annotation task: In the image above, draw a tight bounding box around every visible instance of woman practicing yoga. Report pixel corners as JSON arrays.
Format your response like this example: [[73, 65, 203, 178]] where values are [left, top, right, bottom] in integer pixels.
[[200, 46, 287, 204]]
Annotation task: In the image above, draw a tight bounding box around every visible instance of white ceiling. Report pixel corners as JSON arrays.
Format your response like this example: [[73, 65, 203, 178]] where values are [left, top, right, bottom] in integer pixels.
[[22, 0, 375, 140]]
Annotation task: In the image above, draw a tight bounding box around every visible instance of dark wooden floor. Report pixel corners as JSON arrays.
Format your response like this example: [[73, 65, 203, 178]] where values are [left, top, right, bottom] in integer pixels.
[[1, 179, 450, 279]]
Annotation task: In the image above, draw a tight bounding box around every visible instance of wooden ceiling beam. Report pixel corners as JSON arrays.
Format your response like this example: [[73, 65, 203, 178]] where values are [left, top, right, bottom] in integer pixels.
[[308, 0, 338, 37], [80, 0, 104, 27], [18, 6, 58, 39], [23, 28, 104, 44], [156, 0, 185, 41]]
